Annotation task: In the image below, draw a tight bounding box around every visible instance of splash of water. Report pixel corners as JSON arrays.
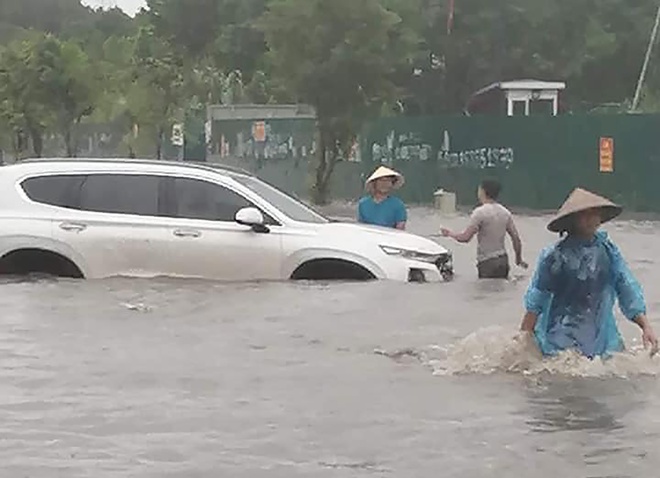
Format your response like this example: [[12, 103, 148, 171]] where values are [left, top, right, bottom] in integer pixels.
[[377, 326, 660, 378]]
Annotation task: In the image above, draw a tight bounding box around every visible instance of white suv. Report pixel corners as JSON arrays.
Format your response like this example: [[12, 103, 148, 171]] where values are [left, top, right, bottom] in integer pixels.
[[0, 159, 453, 282]]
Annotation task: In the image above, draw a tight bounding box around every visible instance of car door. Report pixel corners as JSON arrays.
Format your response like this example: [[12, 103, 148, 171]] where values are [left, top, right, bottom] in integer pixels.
[[49, 173, 174, 279], [162, 176, 284, 281]]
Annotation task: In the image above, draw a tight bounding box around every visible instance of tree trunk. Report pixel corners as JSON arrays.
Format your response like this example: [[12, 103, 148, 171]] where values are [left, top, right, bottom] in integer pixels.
[[320, 150, 339, 204], [311, 128, 329, 205], [156, 127, 164, 160], [64, 118, 82, 158], [12, 129, 24, 159], [311, 122, 348, 205], [64, 125, 74, 158], [28, 125, 43, 158]]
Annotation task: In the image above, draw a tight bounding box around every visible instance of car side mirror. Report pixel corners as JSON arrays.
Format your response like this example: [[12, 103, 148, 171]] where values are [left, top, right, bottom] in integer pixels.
[[235, 207, 269, 233]]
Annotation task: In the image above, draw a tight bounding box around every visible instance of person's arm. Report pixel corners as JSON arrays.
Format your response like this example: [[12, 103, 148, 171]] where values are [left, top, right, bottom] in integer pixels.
[[506, 216, 527, 268], [446, 225, 478, 243], [394, 199, 407, 230], [357, 200, 366, 224], [519, 248, 553, 333], [521, 311, 538, 332], [441, 209, 481, 243], [611, 240, 647, 320], [633, 314, 658, 354], [609, 241, 659, 354]]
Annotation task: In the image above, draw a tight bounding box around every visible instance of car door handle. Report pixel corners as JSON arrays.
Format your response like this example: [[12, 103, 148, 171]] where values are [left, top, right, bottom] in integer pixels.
[[173, 229, 201, 238], [59, 222, 87, 232]]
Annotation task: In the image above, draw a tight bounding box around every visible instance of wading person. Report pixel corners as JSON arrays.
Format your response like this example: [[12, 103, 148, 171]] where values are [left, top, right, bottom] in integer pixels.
[[520, 188, 658, 359], [357, 166, 407, 230], [441, 178, 526, 279]]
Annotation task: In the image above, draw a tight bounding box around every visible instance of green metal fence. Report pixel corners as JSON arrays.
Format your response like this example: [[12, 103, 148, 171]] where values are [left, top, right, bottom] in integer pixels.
[[360, 114, 660, 211], [208, 114, 364, 201]]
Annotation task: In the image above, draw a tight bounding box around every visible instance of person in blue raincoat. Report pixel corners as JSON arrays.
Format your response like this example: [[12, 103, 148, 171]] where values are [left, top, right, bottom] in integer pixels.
[[520, 188, 658, 358]]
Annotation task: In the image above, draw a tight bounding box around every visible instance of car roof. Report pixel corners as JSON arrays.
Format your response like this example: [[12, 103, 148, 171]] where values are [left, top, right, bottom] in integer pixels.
[[6, 157, 255, 178]]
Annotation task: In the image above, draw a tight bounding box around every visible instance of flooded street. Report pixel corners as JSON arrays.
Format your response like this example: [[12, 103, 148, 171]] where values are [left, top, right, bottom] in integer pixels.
[[1, 207, 660, 477]]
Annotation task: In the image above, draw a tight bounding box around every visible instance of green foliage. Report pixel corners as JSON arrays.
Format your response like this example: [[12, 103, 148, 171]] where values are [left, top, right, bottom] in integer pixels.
[[32, 35, 98, 156], [0, 0, 660, 174], [0, 0, 93, 36], [408, 0, 659, 113], [0, 34, 53, 157], [261, 0, 420, 203], [146, 0, 268, 77], [0, 34, 98, 157], [147, 0, 222, 57], [129, 25, 186, 159]]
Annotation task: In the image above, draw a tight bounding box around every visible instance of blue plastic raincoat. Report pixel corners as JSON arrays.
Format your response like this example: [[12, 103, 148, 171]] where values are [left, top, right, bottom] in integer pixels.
[[524, 230, 646, 358]]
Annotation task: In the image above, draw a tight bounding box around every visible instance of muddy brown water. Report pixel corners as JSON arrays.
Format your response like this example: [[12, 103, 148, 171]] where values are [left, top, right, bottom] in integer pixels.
[[1, 206, 659, 477]]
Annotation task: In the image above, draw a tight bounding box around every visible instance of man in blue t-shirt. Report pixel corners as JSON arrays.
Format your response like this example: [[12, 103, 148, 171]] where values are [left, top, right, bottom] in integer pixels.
[[357, 166, 407, 230]]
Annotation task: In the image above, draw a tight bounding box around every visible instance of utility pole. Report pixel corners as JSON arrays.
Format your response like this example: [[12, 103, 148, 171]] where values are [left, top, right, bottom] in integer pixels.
[[631, 4, 660, 112]]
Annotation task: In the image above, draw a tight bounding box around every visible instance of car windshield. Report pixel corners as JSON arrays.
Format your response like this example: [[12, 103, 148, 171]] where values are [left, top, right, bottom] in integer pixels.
[[232, 175, 329, 224]]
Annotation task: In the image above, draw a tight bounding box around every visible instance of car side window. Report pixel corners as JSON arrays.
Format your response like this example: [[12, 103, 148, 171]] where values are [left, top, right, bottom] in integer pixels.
[[172, 178, 258, 222], [79, 174, 162, 216], [21, 175, 86, 208]]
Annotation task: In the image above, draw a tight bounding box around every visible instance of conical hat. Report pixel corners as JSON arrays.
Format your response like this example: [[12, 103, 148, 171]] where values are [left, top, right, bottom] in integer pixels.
[[365, 166, 405, 192], [547, 188, 622, 233]]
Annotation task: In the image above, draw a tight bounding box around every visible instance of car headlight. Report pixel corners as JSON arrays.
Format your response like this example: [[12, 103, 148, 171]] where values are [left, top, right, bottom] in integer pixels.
[[379, 245, 446, 263]]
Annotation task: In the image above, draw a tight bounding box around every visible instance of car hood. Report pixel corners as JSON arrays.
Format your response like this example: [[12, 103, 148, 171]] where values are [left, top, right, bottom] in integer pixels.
[[313, 222, 450, 255]]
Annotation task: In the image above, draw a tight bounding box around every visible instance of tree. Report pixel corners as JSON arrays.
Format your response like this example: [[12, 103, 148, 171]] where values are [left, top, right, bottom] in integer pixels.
[[0, 0, 93, 36], [30, 36, 98, 156], [210, 0, 269, 78], [410, 0, 658, 113], [129, 25, 185, 159], [261, 0, 420, 204], [0, 35, 52, 158], [147, 0, 268, 78], [0, 34, 98, 158], [0, 0, 658, 169], [147, 0, 221, 57]]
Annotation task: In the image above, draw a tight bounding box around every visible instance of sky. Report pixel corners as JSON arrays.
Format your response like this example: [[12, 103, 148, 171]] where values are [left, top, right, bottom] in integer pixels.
[[82, 0, 146, 17]]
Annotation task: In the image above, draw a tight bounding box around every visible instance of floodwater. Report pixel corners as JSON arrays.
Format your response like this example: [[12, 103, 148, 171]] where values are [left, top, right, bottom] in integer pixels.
[[1, 206, 660, 477]]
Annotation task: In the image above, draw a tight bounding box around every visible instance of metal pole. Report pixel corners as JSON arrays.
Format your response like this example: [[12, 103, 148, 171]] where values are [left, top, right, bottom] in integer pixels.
[[631, 3, 660, 112]]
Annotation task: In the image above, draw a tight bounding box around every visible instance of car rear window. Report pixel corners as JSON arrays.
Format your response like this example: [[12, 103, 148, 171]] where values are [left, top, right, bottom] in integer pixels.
[[21, 175, 86, 208], [21, 173, 163, 217]]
